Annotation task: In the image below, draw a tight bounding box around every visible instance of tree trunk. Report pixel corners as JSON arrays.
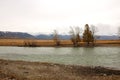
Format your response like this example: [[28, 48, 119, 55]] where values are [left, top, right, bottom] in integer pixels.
[[87, 41, 89, 46]]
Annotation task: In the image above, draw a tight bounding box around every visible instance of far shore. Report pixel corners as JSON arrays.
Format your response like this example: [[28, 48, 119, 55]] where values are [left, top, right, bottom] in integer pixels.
[[0, 59, 120, 80], [0, 39, 120, 47]]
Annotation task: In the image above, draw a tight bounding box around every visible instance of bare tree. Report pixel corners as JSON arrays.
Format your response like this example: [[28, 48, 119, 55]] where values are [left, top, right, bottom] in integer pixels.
[[69, 26, 81, 47], [90, 25, 98, 45], [118, 27, 120, 40], [69, 27, 76, 46], [53, 30, 60, 46], [75, 27, 81, 43]]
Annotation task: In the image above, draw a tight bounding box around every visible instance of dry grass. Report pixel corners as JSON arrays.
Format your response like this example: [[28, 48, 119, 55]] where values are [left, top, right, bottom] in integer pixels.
[[0, 39, 119, 47], [0, 59, 120, 80]]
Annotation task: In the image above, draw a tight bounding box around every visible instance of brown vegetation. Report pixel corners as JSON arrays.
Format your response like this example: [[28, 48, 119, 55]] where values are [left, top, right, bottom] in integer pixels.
[[0, 39, 119, 47], [0, 59, 120, 80]]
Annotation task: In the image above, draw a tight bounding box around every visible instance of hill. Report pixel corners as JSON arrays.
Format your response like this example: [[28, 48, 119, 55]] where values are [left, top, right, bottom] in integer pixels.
[[0, 31, 35, 39], [0, 31, 119, 40]]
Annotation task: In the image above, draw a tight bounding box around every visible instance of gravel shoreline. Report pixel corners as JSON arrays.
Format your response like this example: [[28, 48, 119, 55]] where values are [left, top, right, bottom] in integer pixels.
[[0, 59, 120, 80]]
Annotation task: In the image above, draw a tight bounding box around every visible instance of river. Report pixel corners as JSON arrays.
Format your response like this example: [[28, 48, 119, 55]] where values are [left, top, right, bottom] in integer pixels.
[[0, 46, 120, 69]]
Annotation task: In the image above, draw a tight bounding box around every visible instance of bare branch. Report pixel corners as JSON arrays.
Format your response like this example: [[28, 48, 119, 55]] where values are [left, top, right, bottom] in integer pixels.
[[118, 27, 120, 39], [90, 25, 98, 36], [53, 30, 60, 46]]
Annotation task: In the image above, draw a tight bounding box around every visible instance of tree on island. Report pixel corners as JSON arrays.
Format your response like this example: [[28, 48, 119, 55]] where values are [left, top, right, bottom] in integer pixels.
[[69, 26, 81, 47], [90, 25, 98, 45], [83, 24, 94, 46], [53, 30, 60, 46], [118, 27, 120, 40]]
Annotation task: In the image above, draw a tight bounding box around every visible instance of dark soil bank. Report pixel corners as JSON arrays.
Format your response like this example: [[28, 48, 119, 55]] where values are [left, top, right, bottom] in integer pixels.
[[0, 59, 120, 80]]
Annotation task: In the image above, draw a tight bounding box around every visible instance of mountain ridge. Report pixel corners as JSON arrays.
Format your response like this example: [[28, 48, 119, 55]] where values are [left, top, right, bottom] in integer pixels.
[[0, 31, 119, 40]]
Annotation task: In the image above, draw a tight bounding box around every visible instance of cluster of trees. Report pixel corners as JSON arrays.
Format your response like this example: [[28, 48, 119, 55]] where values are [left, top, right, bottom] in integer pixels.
[[53, 24, 98, 47], [53, 24, 120, 47]]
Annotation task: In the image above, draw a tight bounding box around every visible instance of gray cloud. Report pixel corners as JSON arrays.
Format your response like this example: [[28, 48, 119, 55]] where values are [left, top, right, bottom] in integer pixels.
[[0, 0, 120, 35]]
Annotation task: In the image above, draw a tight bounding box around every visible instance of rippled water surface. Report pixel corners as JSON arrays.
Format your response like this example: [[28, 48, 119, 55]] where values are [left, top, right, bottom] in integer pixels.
[[0, 46, 120, 68]]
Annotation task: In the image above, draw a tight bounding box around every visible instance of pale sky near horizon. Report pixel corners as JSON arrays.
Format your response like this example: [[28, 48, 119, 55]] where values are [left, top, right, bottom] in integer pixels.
[[0, 0, 120, 35]]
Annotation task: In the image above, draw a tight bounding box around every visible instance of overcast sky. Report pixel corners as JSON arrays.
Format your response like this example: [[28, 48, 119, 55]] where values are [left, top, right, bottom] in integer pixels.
[[0, 0, 120, 35]]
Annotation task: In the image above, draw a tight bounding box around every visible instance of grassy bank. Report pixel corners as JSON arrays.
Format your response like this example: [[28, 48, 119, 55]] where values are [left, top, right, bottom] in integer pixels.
[[0, 59, 120, 80], [0, 39, 120, 47]]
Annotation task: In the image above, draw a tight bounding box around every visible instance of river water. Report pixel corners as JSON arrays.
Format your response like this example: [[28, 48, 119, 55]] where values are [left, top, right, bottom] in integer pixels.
[[0, 46, 120, 69]]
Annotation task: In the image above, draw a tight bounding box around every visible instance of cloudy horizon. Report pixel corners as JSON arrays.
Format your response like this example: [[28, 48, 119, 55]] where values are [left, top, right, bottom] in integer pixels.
[[0, 0, 120, 35]]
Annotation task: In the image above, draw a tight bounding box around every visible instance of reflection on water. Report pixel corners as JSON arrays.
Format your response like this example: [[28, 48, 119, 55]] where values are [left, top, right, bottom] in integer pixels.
[[0, 46, 120, 69]]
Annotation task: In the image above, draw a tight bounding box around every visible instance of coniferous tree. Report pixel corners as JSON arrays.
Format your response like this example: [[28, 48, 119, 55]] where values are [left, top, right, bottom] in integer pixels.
[[83, 24, 94, 46]]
